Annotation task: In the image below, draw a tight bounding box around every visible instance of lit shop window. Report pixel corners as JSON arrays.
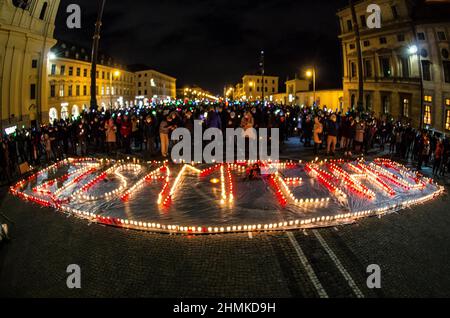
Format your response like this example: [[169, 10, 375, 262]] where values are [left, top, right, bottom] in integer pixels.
[[402, 99, 409, 117], [49, 107, 58, 123], [446, 110, 450, 131], [424, 105, 432, 125], [424, 95, 433, 103]]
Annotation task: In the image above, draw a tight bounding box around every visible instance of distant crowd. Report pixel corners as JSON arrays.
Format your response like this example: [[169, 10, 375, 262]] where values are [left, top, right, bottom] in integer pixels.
[[1, 102, 449, 184]]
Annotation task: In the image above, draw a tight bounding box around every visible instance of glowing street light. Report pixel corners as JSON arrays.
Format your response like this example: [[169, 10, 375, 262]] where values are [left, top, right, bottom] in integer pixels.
[[47, 52, 56, 60], [408, 45, 418, 55]]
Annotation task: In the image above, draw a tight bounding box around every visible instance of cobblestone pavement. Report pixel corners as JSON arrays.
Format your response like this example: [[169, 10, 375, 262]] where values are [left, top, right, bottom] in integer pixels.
[[0, 142, 449, 298]]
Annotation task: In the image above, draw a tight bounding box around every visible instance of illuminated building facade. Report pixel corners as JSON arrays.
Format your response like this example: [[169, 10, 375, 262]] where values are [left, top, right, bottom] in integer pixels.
[[234, 75, 279, 102], [47, 42, 135, 122], [338, 0, 450, 132]]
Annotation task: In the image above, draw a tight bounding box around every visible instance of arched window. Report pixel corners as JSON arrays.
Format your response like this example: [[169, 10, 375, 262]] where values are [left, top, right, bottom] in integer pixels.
[[72, 105, 80, 119], [39, 2, 48, 20], [61, 104, 69, 120], [49, 107, 58, 124]]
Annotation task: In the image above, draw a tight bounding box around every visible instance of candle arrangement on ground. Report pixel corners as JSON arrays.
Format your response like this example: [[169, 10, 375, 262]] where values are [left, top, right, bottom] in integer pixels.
[[9, 157, 444, 235]]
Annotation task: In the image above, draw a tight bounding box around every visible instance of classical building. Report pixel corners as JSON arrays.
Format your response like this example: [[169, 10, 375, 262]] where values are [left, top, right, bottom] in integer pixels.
[[47, 42, 135, 123], [0, 0, 60, 129], [273, 77, 344, 109], [234, 75, 279, 101], [132, 67, 176, 103], [337, 0, 450, 132], [0, 1, 177, 129]]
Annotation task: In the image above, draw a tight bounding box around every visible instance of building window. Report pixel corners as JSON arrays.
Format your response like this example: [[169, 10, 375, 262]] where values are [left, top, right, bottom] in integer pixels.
[[365, 60, 373, 77], [346, 20, 353, 32], [349, 43, 355, 50], [382, 96, 390, 114], [68, 85, 73, 97], [102, 72, 105, 79], [50, 85, 56, 98], [83, 85, 87, 96], [76, 68, 81, 76], [351, 94, 356, 109], [83, 69, 88, 77], [39, 2, 48, 20], [101, 86, 105, 95], [32, 59, 38, 68], [402, 98, 410, 117], [437, 31, 447, 41], [30, 84, 36, 100], [350, 62, 357, 78], [442, 49, 449, 59], [379, 57, 391, 77], [365, 94, 373, 110], [422, 61, 432, 81], [49, 108, 58, 123], [360, 15, 366, 28], [417, 32, 426, 40], [379, 37, 387, 45], [446, 110, 450, 131], [51, 64, 56, 75], [443, 61, 450, 83], [400, 57, 410, 78], [446, 99, 450, 106], [68, 67, 73, 76], [391, 5, 399, 19], [397, 34, 405, 42], [60, 65, 65, 75], [96, 71, 99, 79], [424, 105, 432, 125], [59, 85, 64, 97], [76, 85, 80, 96], [106, 86, 110, 95], [424, 95, 432, 103], [363, 40, 370, 47]]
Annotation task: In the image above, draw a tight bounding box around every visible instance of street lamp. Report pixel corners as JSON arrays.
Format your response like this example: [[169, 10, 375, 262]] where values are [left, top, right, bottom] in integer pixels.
[[110, 70, 120, 110], [306, 68, 316, 107], [408, 44, 424, 129]]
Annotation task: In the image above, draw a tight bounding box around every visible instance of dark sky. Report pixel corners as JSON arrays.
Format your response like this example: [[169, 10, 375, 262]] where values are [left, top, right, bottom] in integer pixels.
[[55, 0, 349, 94]]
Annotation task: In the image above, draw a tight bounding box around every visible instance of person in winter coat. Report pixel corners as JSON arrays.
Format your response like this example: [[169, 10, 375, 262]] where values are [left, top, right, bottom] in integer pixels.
[[105, 118, 117, 154], [120, 115, 132, 154], [143, 115, 156, 157], [313, 117, 323, 155], [433, 140, 444, 175], [159, 116, 171, 158], [326, 115, 338, 156]]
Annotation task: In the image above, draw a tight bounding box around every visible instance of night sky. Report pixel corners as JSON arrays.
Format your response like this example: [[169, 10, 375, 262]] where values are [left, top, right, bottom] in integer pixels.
[[55, 0, 349, 94]]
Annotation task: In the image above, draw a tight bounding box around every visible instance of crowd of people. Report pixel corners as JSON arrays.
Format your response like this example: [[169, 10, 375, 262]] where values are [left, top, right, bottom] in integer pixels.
[[0, 102, 449, 185]]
